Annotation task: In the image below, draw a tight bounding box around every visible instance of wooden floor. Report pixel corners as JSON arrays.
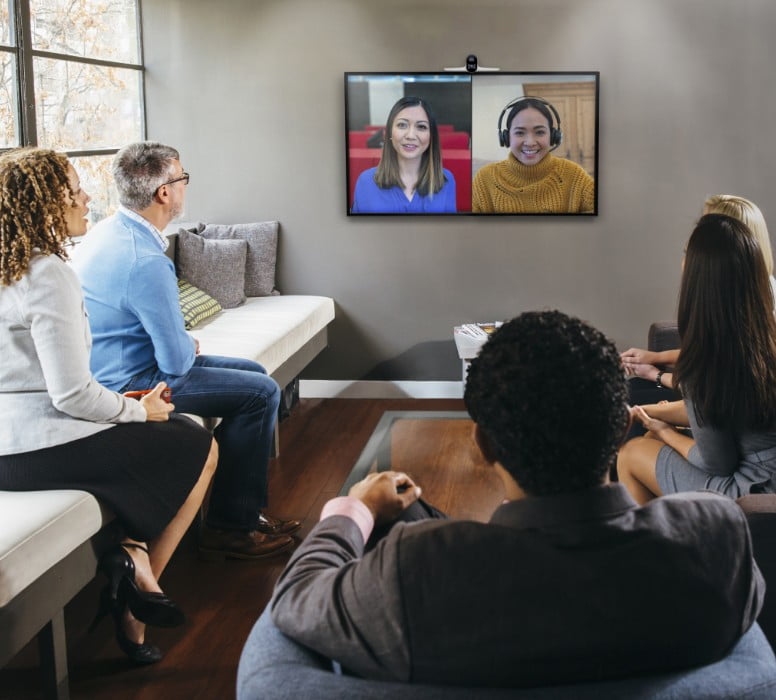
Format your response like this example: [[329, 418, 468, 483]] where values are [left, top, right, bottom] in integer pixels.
[[1, 398, 503, 700]]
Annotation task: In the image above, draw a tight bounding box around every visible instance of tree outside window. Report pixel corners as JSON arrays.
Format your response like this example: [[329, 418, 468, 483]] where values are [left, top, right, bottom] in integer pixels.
[[1, 0, 144, 222]]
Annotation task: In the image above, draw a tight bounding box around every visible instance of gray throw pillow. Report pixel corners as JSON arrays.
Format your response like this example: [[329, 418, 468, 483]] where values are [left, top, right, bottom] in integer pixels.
[[176, 230, 248, 308], [199, 222, 279, 297]]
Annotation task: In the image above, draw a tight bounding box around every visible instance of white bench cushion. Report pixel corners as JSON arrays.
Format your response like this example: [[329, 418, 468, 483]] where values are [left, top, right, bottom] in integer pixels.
[[191, 295, 335, 374], [0, 490, 107, 607], [0, 295, 334, 608]]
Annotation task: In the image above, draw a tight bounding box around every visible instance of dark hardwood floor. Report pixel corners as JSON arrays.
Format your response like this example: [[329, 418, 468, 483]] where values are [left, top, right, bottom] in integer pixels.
[[1, 398, 502, 700]]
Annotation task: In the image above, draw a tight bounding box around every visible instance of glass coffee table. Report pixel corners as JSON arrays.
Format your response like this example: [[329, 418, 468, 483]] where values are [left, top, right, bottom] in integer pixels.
[[340, 411, 504, 522]]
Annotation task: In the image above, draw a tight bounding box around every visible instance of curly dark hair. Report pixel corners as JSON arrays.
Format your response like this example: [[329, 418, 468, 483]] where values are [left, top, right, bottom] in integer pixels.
[[464, 310, 629, 496], [0, 148, 73, 286]]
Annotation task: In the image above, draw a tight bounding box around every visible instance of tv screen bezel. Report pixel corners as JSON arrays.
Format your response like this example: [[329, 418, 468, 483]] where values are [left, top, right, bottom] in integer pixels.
[[345, 70, 600, 217]]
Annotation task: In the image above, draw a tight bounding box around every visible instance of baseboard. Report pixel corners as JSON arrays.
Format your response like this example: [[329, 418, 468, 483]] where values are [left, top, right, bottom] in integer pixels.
[[300, 380, 464, 399]]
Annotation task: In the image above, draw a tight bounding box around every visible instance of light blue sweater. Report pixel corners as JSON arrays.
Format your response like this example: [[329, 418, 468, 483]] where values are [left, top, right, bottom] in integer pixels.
[[71, 211, 196, 391]]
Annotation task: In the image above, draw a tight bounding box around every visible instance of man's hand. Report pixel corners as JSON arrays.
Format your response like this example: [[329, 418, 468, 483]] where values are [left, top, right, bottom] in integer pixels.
[[139, 381, 175, 422], [193, 337, 201, 355], [348, 471, 421, 526]]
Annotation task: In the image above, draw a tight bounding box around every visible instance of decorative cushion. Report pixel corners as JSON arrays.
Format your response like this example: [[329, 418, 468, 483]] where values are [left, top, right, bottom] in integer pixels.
[[199, 222, 279, 297], [178, 279, 222, 329], [176, 230, 248, 308]]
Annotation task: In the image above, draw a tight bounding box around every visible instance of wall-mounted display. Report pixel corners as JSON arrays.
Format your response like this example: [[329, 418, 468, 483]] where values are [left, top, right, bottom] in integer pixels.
[[345, 72, 599, 216]]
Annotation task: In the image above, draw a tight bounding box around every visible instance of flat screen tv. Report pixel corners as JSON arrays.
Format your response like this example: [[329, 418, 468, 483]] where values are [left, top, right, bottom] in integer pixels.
[[345, 71, 599, 216]]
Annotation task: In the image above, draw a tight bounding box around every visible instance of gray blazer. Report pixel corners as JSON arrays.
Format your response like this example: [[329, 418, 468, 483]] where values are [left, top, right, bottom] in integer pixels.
[[0, 254, 145, 455], [271, 484, 764, 687]]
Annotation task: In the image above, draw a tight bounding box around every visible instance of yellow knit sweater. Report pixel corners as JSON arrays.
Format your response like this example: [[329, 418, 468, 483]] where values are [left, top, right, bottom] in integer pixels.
[[472, 152, 595, 214]]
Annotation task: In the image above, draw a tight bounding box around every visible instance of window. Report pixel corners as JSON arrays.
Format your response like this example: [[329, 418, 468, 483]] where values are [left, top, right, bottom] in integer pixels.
[[1, 0, 144, 221]]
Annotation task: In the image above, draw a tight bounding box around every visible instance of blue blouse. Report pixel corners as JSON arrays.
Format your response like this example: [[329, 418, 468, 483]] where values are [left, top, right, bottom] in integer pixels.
[[351, 167, 457, 213]]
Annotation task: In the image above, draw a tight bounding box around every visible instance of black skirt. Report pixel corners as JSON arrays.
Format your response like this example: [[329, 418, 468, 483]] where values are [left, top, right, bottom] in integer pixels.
[[0, 414, 211, 541]]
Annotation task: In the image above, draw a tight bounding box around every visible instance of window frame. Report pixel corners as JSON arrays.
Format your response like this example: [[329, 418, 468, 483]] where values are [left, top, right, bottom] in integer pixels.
[[1, 0, 146, 157]]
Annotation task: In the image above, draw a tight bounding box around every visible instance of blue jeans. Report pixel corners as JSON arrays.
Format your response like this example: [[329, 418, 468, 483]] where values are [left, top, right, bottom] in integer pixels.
[[122, 355, 280, 530]]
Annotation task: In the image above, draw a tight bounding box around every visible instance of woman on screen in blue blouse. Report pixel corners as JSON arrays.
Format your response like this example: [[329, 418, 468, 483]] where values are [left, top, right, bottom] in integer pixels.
[[351, 96, 456, 214]]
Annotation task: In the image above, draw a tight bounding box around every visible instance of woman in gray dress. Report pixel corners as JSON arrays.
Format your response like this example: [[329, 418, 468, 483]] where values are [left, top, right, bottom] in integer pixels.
[[617, 213, 776, 503]]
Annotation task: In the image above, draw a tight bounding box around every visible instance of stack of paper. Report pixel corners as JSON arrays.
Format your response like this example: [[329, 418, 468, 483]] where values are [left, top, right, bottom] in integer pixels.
[[453, 322, 503, 359]]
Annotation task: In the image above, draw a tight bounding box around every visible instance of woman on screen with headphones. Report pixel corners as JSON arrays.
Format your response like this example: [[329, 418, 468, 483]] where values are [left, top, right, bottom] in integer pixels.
[[472, 97, 594, 214], [351, 96, 457, 214]]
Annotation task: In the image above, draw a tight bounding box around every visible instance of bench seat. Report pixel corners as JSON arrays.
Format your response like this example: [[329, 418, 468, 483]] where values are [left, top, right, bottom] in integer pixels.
[[193, 294, 335, 388], [0, 490, 115, 698], [0, 293, 335, 698]]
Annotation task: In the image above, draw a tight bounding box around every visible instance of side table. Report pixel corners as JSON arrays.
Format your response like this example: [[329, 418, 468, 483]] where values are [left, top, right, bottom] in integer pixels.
[[453, 322, 502, 382]]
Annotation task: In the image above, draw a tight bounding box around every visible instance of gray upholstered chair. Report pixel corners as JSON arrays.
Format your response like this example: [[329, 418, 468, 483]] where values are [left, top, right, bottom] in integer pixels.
[[237, 608, 776, 699], [237, 322, 776, 698], [738, 494, 776, 649]]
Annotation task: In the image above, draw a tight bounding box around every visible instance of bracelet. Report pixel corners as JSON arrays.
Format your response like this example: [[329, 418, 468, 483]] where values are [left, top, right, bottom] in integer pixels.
[[656, 371, 664, 388]]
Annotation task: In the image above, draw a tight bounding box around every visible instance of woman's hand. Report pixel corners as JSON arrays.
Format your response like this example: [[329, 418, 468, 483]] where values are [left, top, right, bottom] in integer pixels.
[[624, 361, 660, 381], [621, 347, 660, 379], [621, 347, 657, 366], [139, 382, 174, 422], [630, 405, 674, 440]]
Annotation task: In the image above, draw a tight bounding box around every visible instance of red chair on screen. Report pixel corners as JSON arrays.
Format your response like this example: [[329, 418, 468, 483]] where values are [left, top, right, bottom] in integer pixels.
[[440, 132, 470, 149], [348, 148, 382, 209], [442, 150, 472, 213], [349, 132, 372, 148], [348, 147, 472, 213]]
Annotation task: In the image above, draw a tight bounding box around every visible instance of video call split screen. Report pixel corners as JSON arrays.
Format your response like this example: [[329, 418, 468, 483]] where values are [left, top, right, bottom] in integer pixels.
[[345, 72, 599, 216]]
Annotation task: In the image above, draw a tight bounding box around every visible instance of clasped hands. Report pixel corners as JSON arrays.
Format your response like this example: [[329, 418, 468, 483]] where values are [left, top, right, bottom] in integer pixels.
[[629, 404, 674, 439], [127, 382, 175, 422], [620, 347, 660, 381], [348, 471, 422, 526]]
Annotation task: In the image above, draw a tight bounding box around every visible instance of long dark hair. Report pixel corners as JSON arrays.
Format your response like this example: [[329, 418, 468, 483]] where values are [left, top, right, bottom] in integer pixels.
[[676, 213, 776, 429], [374, 96, 446, 196]]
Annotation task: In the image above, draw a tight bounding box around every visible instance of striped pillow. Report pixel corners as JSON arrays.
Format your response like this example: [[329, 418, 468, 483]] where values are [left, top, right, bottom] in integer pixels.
[[178, 279, 222, 329]]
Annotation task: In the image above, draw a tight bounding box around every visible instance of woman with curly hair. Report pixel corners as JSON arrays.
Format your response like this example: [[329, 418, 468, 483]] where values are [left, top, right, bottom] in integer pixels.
[[0, 148, 218, 664], [617, 213, 776, 503]]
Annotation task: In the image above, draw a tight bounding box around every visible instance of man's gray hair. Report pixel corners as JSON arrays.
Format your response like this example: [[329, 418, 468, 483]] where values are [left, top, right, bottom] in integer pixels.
[[113, 142, 180, 211]]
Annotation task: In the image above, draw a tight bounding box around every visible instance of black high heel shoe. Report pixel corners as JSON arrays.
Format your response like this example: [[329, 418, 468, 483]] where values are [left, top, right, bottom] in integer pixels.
[[96, 542, 184, 628], [91, 585, 163, 665]]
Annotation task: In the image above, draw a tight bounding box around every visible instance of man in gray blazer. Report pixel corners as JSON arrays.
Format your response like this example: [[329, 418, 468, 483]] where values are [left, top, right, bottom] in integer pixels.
[[270, 310, 764, 688]]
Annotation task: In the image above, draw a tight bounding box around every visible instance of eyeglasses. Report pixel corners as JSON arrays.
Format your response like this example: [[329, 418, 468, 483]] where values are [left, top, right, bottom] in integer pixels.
[[157, 172, 190, 191]]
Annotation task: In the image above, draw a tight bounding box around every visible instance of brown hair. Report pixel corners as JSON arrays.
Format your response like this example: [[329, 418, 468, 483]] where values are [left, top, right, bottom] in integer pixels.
[[676, 213, 776, 429], [0, 148, 73, 285], [374, 96, 447, 197]]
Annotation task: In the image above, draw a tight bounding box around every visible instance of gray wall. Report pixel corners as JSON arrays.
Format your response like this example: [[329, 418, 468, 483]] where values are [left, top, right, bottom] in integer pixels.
[[142, 0, 776, 380]]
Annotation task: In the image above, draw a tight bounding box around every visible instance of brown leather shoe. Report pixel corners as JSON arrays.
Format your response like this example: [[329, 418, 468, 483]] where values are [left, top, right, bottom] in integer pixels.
[[198, 525, 294, 561], [255, 512, 302, 536]]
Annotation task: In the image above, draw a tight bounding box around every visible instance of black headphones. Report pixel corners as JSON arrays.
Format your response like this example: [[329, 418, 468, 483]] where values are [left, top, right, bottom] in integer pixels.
[[497, 96, 562, 149]]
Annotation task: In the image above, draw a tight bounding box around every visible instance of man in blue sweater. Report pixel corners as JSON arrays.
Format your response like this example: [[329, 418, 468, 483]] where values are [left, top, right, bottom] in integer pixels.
[[72, 142, 300, 560]]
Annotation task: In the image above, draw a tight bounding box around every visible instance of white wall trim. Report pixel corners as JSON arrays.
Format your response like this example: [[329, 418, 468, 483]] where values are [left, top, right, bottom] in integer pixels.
[[300, 380, 464, 399]]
